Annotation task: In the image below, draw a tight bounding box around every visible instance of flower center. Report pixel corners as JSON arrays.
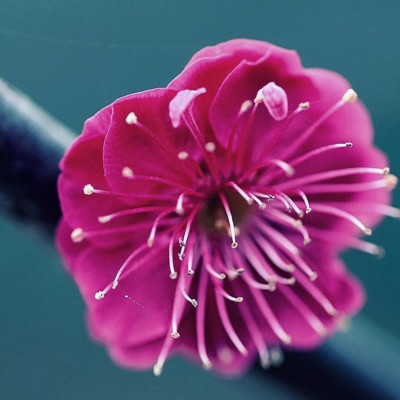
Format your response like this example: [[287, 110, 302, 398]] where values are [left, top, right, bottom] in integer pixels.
[[198, 187, 252, 236]]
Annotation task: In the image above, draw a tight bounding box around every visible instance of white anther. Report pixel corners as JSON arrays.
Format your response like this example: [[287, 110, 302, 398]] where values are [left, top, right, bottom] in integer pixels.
[[240, 99, 253, 113], [363, 227, 372, 236], [98, 215, 112, 224], [202, 361, 212, 371], [342, 89, 358, 104], [125, 112, 138, 125], [309, 272, 318, 281], [112, 280, 118, 289], [345, 142, 353, 147], [205, 142, 216, 153], [83, 184, 94, 195], [169, 272, 178, 280], [191, 299, 198, 307], [95, 291, 104, 300], [298, 101, 310, 109], [122, 166, 134, 179], [171, 332, 180, 339], [231, 242, 238, 249], [382, 167, 390, 175], [178, 151, 189, 160], [71, 227, 84, 243], [235, 297, 244, 303], [385, 174, 398, 190], [153, 364, 163, 376]]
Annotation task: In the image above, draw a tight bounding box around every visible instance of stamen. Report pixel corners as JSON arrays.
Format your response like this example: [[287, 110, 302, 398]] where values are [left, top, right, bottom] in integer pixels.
[[178, 204, 201, 261], [279, 284, 328, 336], [256, 220, 301, 256], [240, 300, 271, 369], [242, 272, 292, 344], [250, 101, 310, 166], [290, 190, 312, 214], [298, 178, 395, 194], [241, 238, 296, 286], [226, 99, 253, 173], [276, 167, 389, 191], [278, 88, 358, 161], [228, 181, 254, 204], [196, 267, 212, 370], [219, 192, 239, 248], [289, 142, 352, 169], [251, 233, 296, 273], [204, 141, 221, 183], [201, 238, 227, 281], [80, 185, 177, 202], [294, 271, 337, 316], [98, 206, 167, 224], [147, 208, 176, 247], [215, 289, 248, 355], [267, 208, 311, 245], [311, 203, 372, 235]]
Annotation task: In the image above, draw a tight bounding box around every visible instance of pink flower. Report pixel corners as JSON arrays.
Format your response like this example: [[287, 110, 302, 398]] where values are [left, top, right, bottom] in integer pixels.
[[57, 39, 397, 376]]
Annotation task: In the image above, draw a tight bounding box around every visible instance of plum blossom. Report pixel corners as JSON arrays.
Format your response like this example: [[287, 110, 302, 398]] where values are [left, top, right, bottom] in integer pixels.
[[57, 39, 397, 376]]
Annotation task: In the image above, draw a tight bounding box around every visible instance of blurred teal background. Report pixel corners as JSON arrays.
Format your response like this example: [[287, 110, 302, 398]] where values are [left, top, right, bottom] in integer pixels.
[[0, 1, 399, 399]]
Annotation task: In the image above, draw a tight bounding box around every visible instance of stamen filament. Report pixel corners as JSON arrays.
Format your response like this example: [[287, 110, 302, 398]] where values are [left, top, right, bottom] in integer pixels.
[[219, 192, 239, 248], [275, 167, 389, 191], [196, 267, 212, 370], [215, 289, 248, 355], [310, 203, 372, 235]]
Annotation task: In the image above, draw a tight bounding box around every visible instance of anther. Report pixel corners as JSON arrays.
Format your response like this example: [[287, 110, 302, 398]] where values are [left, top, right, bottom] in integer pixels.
[[345, 142, 353, 147], [240, 99, 253, 113], [125, 112, 138, 125], [205, 142, 216, 153], [382, 167, 390, 175], [191, 299, 198, 307], [171, 332, 180, 339], [177, 151, 189, 160], [363, 227, 372, 236], [153, 364, 163, 376], [385, 174, 398, 190], [83, 184, 94, 195], [122, 166, 134, 179], [235, 297, 244, 303], [309, 272, 318, 281], [219, 273, 227, 280], [170, 272, 178, 280], [95, 291, 104, 300], [112, 280, 118, 289], [281, 334, 292, 345], [98, 215, 112, 224], [202, 361, 213, 371], [299, 101, 310, 109], [231, 242, 238, 249], [71, 227, 84, 243], [342, 89, 358, 104]]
